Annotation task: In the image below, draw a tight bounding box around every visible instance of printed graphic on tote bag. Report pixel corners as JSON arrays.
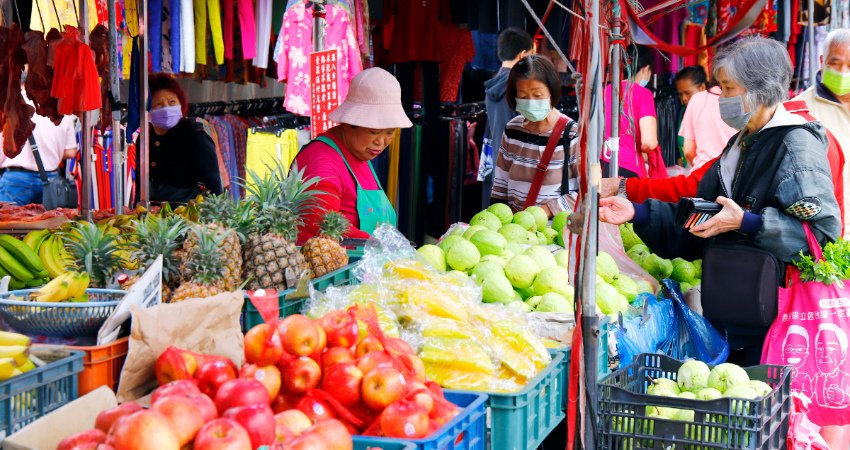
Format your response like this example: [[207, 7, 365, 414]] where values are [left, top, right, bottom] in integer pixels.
[[783, 325, 814, 399], [811, 323, 850, 408]]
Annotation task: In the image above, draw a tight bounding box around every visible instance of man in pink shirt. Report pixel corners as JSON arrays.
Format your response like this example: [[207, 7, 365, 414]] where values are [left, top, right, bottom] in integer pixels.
[[679, 85, 739, 170]]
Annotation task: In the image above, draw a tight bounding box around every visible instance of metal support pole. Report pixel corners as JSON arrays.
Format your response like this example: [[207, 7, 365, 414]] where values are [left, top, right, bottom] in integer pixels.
[[807, 0, 817, 87], [107, 0, 124, 213], [139, 0, 150, 206], [608, 7, 622, 178], [79, 0, 92, 219], [311, 0, 326, 53]]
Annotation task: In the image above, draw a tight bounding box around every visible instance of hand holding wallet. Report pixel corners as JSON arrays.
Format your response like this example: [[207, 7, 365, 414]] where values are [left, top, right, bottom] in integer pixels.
[[675, 197, 723, 229]]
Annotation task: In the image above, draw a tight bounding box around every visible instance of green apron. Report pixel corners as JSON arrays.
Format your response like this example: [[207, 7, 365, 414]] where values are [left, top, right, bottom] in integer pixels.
[[315, 136, 397, 234]]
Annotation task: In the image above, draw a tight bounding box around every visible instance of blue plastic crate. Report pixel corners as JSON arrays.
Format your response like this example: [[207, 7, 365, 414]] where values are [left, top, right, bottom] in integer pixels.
[[242, 254, 362, 331], [353, 440, 416, 450], [353, 391, 487, 450], [0, 348, 84, 436], [454, 351, 566, 450]]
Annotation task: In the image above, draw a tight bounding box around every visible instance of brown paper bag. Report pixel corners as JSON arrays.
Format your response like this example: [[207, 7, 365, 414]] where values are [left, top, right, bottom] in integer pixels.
[[116, 292, 245, 402]]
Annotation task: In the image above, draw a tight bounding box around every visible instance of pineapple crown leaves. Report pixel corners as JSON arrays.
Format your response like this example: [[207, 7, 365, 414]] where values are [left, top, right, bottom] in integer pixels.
[[241, 161, 323, 238], [130, 215, 188, 285], [184, 225, 227, 286], [197, 193, 238, 226], [319, 211, 350, 241], [61, 221, 128, 288]]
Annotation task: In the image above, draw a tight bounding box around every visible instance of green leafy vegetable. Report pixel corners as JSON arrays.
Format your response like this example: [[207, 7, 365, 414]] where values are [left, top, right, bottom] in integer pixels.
[[794, 238, 850, 286]]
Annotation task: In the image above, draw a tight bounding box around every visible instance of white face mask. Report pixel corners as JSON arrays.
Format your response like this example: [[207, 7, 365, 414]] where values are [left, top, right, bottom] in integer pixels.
[[718, 95, 752, 130]]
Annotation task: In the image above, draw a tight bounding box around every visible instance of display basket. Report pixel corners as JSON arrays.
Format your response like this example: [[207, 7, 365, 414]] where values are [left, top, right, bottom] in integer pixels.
[[0, 347, 83, 436], [242, 253, 362, 330], [597, 353, 791, 449], [68, 337, 129, 396], [0, 289, 125, 337], [353, 391, 487, 450], [353, 441, 416, 450], [471, 351, 566, 450], [547, 346, 570, 413]]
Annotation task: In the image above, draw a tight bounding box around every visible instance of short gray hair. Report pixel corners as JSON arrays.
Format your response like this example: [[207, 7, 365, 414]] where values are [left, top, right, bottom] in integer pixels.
[[712, 36, 791, 110], [823, 28, 850, 57]]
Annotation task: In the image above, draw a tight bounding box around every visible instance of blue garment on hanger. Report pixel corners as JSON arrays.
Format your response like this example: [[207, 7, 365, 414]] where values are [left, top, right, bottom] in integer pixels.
[[149, 0, 163, 71], [170, 0, 181, 73], [127, 37, 142, 144]]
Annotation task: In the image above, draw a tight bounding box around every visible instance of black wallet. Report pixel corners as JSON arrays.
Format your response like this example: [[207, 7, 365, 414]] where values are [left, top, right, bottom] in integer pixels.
[[675, 197, 722, 229]]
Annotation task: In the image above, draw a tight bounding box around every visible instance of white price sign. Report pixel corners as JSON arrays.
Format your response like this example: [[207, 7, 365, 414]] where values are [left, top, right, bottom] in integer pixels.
[[97, 256, 163, 345]]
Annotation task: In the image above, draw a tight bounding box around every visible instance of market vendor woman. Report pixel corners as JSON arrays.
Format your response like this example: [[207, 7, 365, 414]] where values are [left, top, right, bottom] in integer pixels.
[[295, 68, 412, 244], [147, 74, 222, 204], [599, 37, 841, 365]]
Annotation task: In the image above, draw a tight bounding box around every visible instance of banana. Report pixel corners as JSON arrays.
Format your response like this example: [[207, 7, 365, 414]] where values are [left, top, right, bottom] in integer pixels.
[[0, 234, 46, 275], [16, 360, 35, 373], [39, 237, 65, 279], [0, 357, 17, 380], [8, 278, 25, 290], [55, 237, 73, 269], [30, 272, 74, 302], [22, 230, 50, 253], [0, 246, 34, 282], [0, 346, 31, 367], [66, 272, 90, 299], [0, 331, 30, 347], [25, 277, 46, 288]]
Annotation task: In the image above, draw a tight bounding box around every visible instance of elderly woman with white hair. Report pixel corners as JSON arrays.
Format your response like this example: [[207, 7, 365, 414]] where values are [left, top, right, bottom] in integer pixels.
[[599, 36, 841, 364]]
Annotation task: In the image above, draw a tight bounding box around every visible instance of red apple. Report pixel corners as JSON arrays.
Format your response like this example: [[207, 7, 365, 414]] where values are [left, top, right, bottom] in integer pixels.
[[321, 347, 354, 371], [152, 394, 206, 446], [314, 326, 327, 354], [412, 391, 435, 413], [278, 356, 321, 395], [151, 379, 200, 404], [194, 418, 253, 450], [356, 351, 394, 375], [222, 403, 276, 450], [380, 402, 430, 439], [354, 336, 384, 358], [321, 362, 364, 407], [196, 359, 238, 399], [244, 323, 284, 366], [271, 392, 303, 414], [240, 364, 282, 399], [187, 392, 219, 422], [285, 432, 327, 449], [154, 347, 198, 385], [57, 429, 106, 450], [106, 410, 180, 450], [361, 367, 407, 411], [385, 338, 416, 356], [310, 419, 353, 450], [278, 315, 321, 357], [318, 311, 359, 348], [94, 402, 144, 433], [214, 379, 271, 416], [297, 396, 338, 424], [274, 409, 313, 441], [407, 354, 427, 382]]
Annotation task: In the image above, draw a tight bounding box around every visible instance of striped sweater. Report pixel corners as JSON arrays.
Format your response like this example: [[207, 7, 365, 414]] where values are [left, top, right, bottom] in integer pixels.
[[491, 115, 579, 213]]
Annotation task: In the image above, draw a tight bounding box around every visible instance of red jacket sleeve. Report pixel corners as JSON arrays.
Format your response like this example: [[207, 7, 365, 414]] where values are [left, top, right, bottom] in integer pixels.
[[625, 158, 717, 203], [824, 128, 845, 236], [297, 180, 370, 245]]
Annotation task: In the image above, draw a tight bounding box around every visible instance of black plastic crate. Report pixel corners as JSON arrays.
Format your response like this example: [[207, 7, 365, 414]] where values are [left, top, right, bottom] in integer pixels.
[[597, 353, 791, 449]]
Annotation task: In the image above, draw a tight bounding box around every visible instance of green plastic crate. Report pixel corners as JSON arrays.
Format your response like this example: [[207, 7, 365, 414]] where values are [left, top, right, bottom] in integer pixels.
[[454, 352, 566, 450], [241, 253, 362, 330], [547, 346, 570, 413]]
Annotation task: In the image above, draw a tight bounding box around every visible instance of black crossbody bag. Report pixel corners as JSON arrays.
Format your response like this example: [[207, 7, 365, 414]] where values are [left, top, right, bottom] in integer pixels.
[[29, 136, 78, 210]]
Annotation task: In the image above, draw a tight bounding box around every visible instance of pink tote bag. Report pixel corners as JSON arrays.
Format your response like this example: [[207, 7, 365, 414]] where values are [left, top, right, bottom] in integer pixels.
[[761, 223, 850, 427]]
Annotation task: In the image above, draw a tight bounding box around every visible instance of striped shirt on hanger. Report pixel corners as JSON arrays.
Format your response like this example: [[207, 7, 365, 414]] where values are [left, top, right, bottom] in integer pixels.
[[491, 115, 580, 214]]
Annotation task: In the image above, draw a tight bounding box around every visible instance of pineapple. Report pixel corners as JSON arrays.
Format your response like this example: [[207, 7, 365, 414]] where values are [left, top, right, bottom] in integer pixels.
[[242, 161, 320, 291], [62, 221, 127, 288], [172, 226, 227, 302], [302, 211, 350, 278], [127, 215, 188, 302], [193, 193, 248, 292]]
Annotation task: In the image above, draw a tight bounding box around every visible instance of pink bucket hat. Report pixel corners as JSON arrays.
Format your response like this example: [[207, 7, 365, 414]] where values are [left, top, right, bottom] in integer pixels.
[[329, 68, 413, 129]]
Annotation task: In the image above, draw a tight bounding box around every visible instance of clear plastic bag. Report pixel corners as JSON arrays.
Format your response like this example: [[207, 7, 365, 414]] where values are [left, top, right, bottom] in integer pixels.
[[598, 222, 659, 293], [307, 225, 552, 393]]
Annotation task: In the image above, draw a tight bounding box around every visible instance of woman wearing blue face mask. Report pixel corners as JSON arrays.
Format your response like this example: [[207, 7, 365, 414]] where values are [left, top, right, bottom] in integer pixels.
[[599, 37, 841, 367], [490, 55, 579, 216], [602, 45, 663, 179], [145, 73, 222, 204]]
